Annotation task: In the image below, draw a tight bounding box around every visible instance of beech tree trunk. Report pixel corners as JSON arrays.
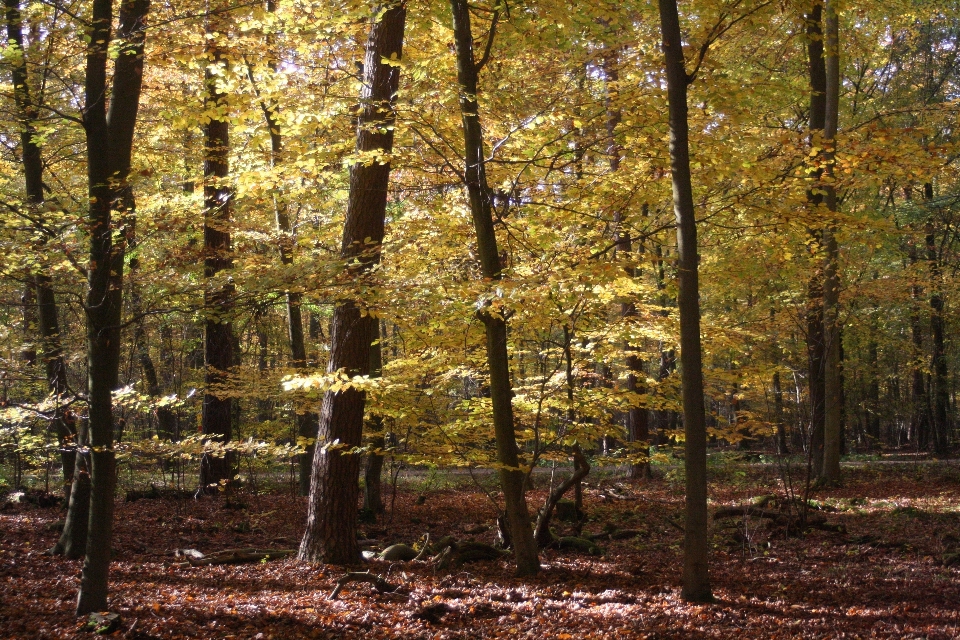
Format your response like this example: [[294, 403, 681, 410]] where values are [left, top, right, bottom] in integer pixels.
[[449, 0, 540, 577], [820, 0, 842, 484], [200, 17, 235, 492], [925, 183, 950, 454], [299, 2, 405, 565], [657, 0, 712, 603], [363, 326, 385, 516], [76, 0, 150, 616], [805, 1, 827, 476]]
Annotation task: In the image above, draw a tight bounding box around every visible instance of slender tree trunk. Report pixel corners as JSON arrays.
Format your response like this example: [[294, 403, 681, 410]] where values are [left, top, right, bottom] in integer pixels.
[[925, 183, 950, 454], [299, 2, 405, 565], [805, 1, 827, 476], [773, 371, 788, 455], [199, 16, 235, 492], [603, 50, 650, 480], [448, 0, 540, 577], [248, 0, 318, 495], [866, 336, 881, 444], [76, 0, 150, 616], [658, 0, 712, 603], [4, 0, 76, 495], [820, 0, 842, 484]]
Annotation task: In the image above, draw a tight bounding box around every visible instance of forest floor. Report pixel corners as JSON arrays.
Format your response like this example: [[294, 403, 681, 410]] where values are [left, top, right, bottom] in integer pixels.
[[2, 461, 959, 639]]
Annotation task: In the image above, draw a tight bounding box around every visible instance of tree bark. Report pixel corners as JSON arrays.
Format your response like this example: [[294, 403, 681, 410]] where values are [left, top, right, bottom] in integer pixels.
[[199, 15, 235, 492], [449, 0, 540, 577], [76, 0, 150, 616], [299, 2, 405, 565], [924, 184, 950, 454], [820, 0, 842, 484], [657, 0, 712, 603], [805, 1, 827, 476]]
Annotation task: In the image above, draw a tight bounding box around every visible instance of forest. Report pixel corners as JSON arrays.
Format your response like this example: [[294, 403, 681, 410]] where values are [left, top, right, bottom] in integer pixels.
[[0, 0, 959, 636]]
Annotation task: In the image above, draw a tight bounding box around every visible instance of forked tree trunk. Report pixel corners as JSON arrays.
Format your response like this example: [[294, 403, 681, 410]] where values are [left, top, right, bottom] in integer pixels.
[[657, 0, 712, 603], [449, 0, 540, 577], [76, 0, 150, 616], [299, 2, 405, 565], [200, 14, 235, 492]]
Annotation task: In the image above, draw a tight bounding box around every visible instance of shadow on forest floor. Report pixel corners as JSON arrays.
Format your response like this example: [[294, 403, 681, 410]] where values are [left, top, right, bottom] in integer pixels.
[[1, 461, 959, 638]]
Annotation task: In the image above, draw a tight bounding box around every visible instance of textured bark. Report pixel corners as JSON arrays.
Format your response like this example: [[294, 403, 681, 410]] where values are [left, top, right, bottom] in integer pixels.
[[76, 0, 150, 615], [658, 0, 712, 603], [805, 1, 827, 476], [200, 18, 235, 492], [449, 0, 540, 577], [820, 0, 842, 484], [299, 3, 405, 565]]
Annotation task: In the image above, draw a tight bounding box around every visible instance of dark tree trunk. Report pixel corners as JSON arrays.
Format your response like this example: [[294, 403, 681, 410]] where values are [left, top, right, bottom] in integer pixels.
[[299, 2, 405, 565], [4, 0, 74, 494], [820, 0, 842, 484], [805, 1, 827, 476], [51, 419, 89, 558], [76, 0, 150, 616], [925, 184, 950, 454], [866, 336, 881, 443], [200, 19, 235, 492], [658, 0, 712, 603], [907, 240, 929, 448], [449, 0, 540, 577]]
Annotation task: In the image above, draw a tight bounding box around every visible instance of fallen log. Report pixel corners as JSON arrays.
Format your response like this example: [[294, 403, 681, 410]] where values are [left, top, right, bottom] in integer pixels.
[[329, 572, 397, 600], [174, 548, 296, 566]]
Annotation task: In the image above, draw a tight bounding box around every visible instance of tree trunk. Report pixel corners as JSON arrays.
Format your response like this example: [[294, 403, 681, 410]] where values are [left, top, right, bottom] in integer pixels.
[[4, 0, 76, 495], [805, 1, 827, 477], [925, 184, 950, 454], [820, 0, 842, 484], [657, 0, 712, 603], [76, 0, 150, 616], [449, 0, 540, 577], [299, 2, 405, 565], [200, 16, 235, 493], [604, 50, 650, 480], [249, 0, 319, 495]]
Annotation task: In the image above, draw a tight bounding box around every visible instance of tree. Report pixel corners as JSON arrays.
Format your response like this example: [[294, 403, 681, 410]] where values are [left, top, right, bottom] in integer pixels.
[[448, 0, 540, 577], [820, 0, 842, 484], [657, 0, 712, 603], [76, 0, 150, 615], [299, 0, 406, 565], [199, 5, 236, 493]]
